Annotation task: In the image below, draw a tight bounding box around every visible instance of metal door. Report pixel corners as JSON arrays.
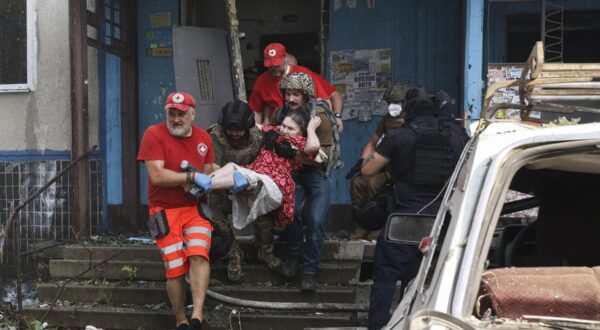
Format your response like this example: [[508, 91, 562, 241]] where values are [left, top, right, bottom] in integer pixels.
[[173, 26, 234, 129]]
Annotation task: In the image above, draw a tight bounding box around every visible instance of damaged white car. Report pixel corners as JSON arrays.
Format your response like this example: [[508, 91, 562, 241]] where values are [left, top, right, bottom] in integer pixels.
[[384, 42, 600, 330]]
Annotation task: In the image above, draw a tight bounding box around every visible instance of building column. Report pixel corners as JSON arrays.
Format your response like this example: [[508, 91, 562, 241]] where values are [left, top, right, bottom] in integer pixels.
[[463, 0, 485, 121]]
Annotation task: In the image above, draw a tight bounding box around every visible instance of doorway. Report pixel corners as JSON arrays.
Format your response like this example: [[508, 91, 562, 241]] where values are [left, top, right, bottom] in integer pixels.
[[183, 0, 325, 97]]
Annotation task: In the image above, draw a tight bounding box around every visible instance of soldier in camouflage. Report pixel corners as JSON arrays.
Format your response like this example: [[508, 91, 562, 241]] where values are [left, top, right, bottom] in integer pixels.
[[208, 100, 290, 281], [348, 85, 409, 240]]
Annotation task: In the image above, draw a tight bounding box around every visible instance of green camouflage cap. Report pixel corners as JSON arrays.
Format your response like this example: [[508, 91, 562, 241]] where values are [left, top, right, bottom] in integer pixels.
[[279, 72, 315, 98], [383, 84, 410, 103]]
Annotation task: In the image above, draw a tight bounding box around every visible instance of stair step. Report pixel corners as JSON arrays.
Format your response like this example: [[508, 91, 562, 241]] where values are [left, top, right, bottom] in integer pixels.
[[23, 306, 358, 330], [23, 306, 185, 330], [59, 239, 367, 262], [37, 282, 358, 305], [36, 282, 168, 305], [49, 260, 360, 284]]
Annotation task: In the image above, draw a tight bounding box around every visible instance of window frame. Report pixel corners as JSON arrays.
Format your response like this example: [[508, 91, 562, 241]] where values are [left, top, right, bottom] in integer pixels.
[[0, 0, 37, 92]]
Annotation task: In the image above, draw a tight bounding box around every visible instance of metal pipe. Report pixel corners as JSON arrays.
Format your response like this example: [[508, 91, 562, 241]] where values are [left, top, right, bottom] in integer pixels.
[[206, 289, 368, 312]]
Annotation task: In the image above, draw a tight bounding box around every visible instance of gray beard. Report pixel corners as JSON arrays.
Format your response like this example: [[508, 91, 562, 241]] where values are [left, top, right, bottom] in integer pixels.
[[167, 123, 192, 137]]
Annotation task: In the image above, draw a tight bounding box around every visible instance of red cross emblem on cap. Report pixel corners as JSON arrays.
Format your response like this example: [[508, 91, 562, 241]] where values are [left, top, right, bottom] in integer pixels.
[[173, 93, 185, 104], [268, 49, 277, 57]]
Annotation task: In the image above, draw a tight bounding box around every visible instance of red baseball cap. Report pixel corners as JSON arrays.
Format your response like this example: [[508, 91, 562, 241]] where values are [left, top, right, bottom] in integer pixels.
[[263, 43, 286, 67], [165, 91, 197, 111]]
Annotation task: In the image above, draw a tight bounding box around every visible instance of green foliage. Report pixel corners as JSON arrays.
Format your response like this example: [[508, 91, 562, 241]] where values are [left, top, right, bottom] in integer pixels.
[[120, 265, 138, 281]]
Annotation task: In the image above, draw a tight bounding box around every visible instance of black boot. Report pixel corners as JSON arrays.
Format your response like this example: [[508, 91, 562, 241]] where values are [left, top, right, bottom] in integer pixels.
[[300, 274, 318, 293]]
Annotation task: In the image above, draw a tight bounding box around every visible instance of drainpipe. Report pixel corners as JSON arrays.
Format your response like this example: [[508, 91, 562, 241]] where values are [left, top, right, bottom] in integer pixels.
[[225, 0, 247, 102], [69, 0, 90, 238]]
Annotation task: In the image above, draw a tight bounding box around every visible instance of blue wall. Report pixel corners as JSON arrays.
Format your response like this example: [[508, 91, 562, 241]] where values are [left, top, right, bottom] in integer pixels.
[[327, 0, 463, 204], [137, 0, 179, 204]]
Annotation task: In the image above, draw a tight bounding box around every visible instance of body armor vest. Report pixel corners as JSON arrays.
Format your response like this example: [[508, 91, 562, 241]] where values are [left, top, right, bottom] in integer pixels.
[[209, 125, 263, 166], [406, 117, 456, 187]]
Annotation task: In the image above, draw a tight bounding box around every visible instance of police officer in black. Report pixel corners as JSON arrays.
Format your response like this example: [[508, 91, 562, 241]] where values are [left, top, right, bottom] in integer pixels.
[[360, 87, 469, 330]]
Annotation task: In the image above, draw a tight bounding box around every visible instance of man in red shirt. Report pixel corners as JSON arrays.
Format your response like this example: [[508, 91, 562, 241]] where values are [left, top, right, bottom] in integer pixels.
[[137, 91, 218, 330], [249, 43, 345, 132]]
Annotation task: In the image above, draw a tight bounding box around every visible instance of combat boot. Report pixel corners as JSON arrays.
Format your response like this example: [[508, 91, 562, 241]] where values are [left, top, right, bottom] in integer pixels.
[[349, 227, 369, 240], [257, 245, 295, 278], [227, 246, 244, 282], [366, 229, 381, 241]]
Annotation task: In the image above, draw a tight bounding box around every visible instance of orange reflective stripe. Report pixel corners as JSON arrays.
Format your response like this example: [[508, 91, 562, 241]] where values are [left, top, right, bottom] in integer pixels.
[[159, 242, 183, 255], [165, 258, 185, 269], [183, 226, 211, 237]]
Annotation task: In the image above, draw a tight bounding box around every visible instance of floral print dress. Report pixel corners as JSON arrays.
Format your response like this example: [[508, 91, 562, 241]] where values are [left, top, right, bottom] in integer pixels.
[[246, 125, 307, 227]]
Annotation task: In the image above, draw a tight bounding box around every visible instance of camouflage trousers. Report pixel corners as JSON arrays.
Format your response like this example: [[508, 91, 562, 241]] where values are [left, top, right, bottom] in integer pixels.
[[208, 191, 283, 279]]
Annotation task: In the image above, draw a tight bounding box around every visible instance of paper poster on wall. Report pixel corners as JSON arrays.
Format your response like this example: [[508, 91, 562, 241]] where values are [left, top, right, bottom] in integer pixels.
[[487, 65, 538, 120], [330, 48, 392, 121]]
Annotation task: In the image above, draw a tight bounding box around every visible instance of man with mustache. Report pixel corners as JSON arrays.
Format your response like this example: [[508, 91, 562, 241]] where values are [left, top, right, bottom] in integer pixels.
[[272, 72, 337, 292], [249, 43, 345, 133], [137, 91, 218, 330]]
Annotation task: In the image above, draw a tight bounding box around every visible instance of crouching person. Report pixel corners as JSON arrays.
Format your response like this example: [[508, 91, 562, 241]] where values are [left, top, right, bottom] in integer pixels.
[[137, 91, 218, 330], [208, 100, 290, 280]]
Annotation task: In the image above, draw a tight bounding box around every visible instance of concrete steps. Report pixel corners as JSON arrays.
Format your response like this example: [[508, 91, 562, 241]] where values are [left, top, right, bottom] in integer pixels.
[[24, 305, 359, 330], [49, 259, 360, 284], [36, 282, 358, 305], [58, 238, 365, 262], [26, 239, 371, 329]]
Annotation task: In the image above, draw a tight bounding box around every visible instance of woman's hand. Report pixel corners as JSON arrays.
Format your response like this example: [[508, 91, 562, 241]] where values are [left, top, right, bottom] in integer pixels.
[[307, 116, 322, 131]]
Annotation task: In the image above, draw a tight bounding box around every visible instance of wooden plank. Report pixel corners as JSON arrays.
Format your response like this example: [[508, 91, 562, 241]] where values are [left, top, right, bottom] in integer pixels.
[[539, 70, 600, 78], [530, 89, 600, 95], [69, 0, 90, 239], [542, 63, 600, 71]]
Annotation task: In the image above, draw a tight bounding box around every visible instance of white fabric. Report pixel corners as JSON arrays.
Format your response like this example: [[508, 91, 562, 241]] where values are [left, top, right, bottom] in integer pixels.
[[228, 164, 282, 230]]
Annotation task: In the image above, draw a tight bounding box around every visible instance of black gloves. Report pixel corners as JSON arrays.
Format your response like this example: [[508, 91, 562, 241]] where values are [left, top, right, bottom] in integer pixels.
[[264, 130, 279, 150], [274, 140, 297, 159], [345, 158, 364, 180]]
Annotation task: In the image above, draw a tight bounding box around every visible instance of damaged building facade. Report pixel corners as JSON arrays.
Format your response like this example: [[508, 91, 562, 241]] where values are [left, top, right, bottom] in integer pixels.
[[1, 0, 600, 259]]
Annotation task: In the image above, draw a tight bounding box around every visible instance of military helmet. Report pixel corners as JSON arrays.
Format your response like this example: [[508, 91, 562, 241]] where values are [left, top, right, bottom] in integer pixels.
[[279, 72, 315, 98], [219, 100, 255, 130], [383, 84, 410, 103]]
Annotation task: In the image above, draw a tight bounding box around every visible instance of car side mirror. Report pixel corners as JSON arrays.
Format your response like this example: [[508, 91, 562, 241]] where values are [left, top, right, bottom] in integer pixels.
[[384, 213, 436, 245]]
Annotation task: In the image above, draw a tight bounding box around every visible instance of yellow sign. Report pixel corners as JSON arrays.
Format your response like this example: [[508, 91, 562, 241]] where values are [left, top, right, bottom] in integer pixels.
[[151, 12, 171, 28], [147, 48, 173, 57]]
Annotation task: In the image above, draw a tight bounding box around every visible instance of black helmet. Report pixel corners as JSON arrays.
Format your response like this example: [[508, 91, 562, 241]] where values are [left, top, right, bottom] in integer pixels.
[[219, 100, 255, 130], [432, 89, 454, 116], [403, 87, 436, 120]]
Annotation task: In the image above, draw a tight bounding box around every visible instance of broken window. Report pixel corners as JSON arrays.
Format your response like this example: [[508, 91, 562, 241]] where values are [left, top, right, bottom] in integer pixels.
[[475, 147, 600, 322]]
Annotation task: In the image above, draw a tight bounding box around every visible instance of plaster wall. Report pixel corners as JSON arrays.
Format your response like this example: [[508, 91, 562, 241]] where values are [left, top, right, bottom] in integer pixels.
[[0, 0, 99, 152]]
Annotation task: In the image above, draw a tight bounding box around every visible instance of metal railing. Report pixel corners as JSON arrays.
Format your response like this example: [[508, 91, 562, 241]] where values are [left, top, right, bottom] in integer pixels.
[[0, 145, 97, 311]]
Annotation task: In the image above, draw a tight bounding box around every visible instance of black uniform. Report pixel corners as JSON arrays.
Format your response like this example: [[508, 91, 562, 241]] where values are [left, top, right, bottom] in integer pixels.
[[368, 104, 469, 329]]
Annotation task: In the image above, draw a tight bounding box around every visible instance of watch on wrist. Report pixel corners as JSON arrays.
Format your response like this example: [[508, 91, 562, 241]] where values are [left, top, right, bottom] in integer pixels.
[[334, 112, 342, 118], [186, 172, 194, 184]]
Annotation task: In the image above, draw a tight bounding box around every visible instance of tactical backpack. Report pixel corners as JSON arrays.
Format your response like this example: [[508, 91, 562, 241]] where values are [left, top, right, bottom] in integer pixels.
[[308, 98, 344, 177]]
